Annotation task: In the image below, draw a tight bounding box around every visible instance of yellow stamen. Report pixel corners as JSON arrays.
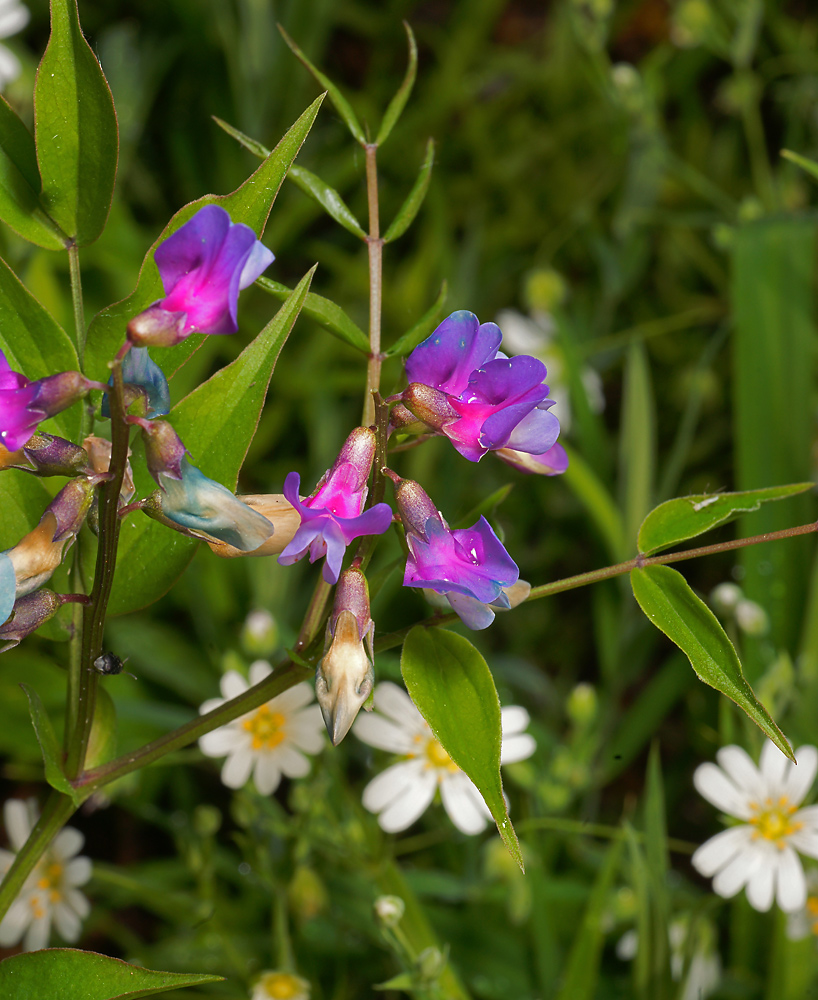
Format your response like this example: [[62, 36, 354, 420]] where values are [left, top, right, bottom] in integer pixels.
[[748, 795, 802, 847], [423, 737, 458, 773], [259, 972, 305, 999], [242, 704, 287, 750]]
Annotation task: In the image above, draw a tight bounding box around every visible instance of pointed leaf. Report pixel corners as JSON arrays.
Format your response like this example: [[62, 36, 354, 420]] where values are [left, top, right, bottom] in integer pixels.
[[376, 22, 418, 146], [781, 149, 818, 184], [638, 483, 813, 555], [289, 164, 366, 238], [0, 949, 222, 999], [34, 0, 118, 245], [385, 280, 448, 357], [278, 26, 366, 145], [21, 684, 80, 803], [212, 115, 269, 160], [102, 270, 314, 616], [0, 97, 64, 248], [630, 564, 793, 758], [257, 276, 369, 353], [401, 626, 523, 870], [83, 96, 324, 383], [383, 139, 434, 243]]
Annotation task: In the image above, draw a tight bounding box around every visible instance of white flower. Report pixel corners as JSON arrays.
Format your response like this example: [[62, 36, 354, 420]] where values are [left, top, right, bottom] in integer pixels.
[[786, 868, 818, 940], [198, 661, 325, 795], [0, 798, 91, 951], [616, 918, 721, 1000], [692, 741, 818, 912], [250, 970, 310, 1000], [0, 0, 29, 90], [353, 682, 535, 835]]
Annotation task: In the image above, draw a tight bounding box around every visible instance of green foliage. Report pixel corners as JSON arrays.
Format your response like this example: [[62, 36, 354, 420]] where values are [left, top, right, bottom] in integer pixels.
[[0, 949, 222, 999], [382, 139, 434, 243], [257, 276, 370, 354], [21, 684, 80, 803]]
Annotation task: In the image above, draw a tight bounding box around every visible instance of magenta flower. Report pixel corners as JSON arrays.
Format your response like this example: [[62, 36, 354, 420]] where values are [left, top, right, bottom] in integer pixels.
[[496, 441, 569, 476], [393, 477, 520, 630], [127, 205, 275, 347], [0, 350, 100, 453], [278, 427, 393, 584], [400, 310, 561, 464]]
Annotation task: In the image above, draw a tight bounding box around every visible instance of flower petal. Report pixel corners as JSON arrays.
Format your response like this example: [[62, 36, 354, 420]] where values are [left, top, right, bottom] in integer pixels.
[[270, 681, 313, 713], [759, 740, 789, 798], [715, 745, 762, 799], [782, 745, 818, 805], [775, 846, 807, 912], [199, 725, 245, 758], [4, 798, 33, 851], [745, 852, 775, 912], [711, 843, 764, 900], [373, 682, 423, 729], [64, 857, 92, 888], [693, 762, 752, 819], [354, 713, 416, 754], [500, 732, 536, 764], [23, 909, 50, 952], [406, 311, 500, 396], [440, 773, 490, 834], [375, 767, 438, 833], [691, 826, 752, 877], [220, 749, 254, 789], [501, 705, 530, 735], [53, 901, 81, 942], [52, 826, 83, 862], [220, 670, 249, 700], [275, 745, 312, 780], [252, 753, 283, 795]]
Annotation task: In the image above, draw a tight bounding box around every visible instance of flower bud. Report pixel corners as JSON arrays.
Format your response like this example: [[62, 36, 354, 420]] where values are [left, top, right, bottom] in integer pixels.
[[241, 609, 280, 657], [388, 401, 431, 437], [400, 383, 458, 433], [374, 895, 405, 927], [1, 432, 90, 478], [251, 971, 310, 1000], [131, 418, 187, 483], [710, 582, 743, 613], [205, 495, 300, 558], [288, 865, 328, 922], [735, 599, 769, 637], [82, 436, 136, 505], [102, 346, 170, 419], [0, 590, 62, 651], [567, 682, 598, 728], [392, 476, 441, 538], [316, 567, 375, 746]]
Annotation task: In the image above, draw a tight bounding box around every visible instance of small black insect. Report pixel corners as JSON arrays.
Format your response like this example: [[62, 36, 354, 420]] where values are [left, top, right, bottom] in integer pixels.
[[93, 652, 135, 679]]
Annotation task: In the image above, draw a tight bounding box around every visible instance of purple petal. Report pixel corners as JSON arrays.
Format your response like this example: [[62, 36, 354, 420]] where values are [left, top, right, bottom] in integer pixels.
[[465, 355, 548, 406], [446, 591, 496, 630], [278, 520, 323, 567], [238, 239, 275, 289], [495, 405, 561, 455], [337, 502, 393, 544], [155, 206, 231, 292], [452, 517, 519, 587], [496, 441, 568, 475], [321, 520, 348, 583], [405, 311, 501, 395]]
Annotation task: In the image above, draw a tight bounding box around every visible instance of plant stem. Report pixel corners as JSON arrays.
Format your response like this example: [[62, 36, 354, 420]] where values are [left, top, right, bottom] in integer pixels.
[[76, 660, 311, 794], [514, 816, 696, 854], [362, 142, 384, 427], [294, 577, 333, 656], [67, 244, 87, 368], [0, 791, 75, 923], [65, 360, 131, 779], [373, 519, 818, 652]]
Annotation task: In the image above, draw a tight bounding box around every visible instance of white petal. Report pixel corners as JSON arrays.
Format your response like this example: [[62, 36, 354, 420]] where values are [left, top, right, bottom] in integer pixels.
[[52, 827, 83, 861], [760, 740, 789, 797], [501, 705, 530, 736], [775, 847, 807, 912], [0, 848, 15, 875], [0, 45, 19, 88], [252, 754, 282, 795], [693, 763, 752, 819], [274, 745, 311, 779], [64, 857, 91, 887], [248, 660, 273, 685], [64, 888, 90, 918], [711, 843, 764, 900], [0, 895, 29, 945], [692, 826, 753, 877], [716, 745, 763, 798], [377, 769, 438, 833], [354, 713, 416, 754], [782, 746, 818, 805], [745, 853, 775, 912], [220, 670, 248, 700], [53, 901, 81, 942], [616, 929, 638, 960], [4, 798, 33, 851], [373, 683, 423, 729], [23, 911, 50, 952], [270, 682, 314, 713], [199, 725, 245, 758], [0, 5, 28, 39], [440, 774, 490, 835], [220, 749, 254, 789], [288, 712, 326, 755], [789, 811, 818, 857], [199, 696, 224, 716], [362, 761, 422, 812], [501, 733, 536, 764]]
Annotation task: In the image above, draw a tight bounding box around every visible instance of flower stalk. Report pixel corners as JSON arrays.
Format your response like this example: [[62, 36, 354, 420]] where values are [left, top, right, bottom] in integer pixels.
[[362, 142, 383, 427]]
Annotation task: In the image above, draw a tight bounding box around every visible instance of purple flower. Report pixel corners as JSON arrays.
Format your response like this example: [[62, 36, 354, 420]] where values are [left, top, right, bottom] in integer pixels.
[[393, 477, 521, 630], [127, 205, 275, 347], [0, 351, 100, 453], [400, 310, 561, 464], [496, 441, 569, 476], [278, 427, 393, 584]]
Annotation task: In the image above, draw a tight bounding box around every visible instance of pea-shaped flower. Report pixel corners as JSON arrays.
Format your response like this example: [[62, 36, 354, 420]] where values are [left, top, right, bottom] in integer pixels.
[[392, 476, 522, 630], [399, 310, 561, 464], [278, 427, 393, 584], [127, 205, 274, 347]]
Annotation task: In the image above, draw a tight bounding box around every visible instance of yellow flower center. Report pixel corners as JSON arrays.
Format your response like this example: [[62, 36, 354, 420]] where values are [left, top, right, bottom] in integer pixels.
[[259, 972, 305, 999], [36, 861, 63, 903], [748, 796, 802, 848], [411, 733, 458, 773], [243, 704, 287, 750]]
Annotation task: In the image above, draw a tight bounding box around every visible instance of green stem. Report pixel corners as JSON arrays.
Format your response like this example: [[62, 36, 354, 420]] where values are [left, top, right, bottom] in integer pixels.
[[514, 816, 696, 854], [293, 577, 333, 656], [65, 360, 131, 779], [67, 244, 87, 368], [76, 660, 311, 794], [0, 791, 75, 923], [362, 142, 384, 427]]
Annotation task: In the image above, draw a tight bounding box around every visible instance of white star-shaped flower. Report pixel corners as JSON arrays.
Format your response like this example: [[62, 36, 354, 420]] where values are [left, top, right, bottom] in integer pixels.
[[353, 681, 535, 835], [250, 970, 310, 1000], [198, 661, 325, 795], [692, 741, 818, 912], [0, 798, 92, 951]]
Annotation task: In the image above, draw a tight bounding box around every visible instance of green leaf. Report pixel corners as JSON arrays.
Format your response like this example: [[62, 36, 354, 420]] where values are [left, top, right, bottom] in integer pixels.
[[83, 95, 324, 383], [212, 115, 269, 160], [103, 269, 314, 616], [630, 564, 793, 759], [0, 254, 81, 441], [401, 626, 523, 870], [642, 745, 671, 998], [385, 280, 448, 358], [638, 483, 814, 556], [619, 342, 655, 554], [781, 149, 818, 183], [0, 472, 53, 550], [0, 949, 222, 999], [289, 164, 366, 239], [376, 22, 418, 146], [554, 837, 623, 1000], [257, 276, 369, 353], [21, 684, 80, 803], [453, 483, 514, 529], [0, 97, 64, 248], [278, 26, 366, 146], [34, 0, 118, 245], [383, 139, 434, 243]]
